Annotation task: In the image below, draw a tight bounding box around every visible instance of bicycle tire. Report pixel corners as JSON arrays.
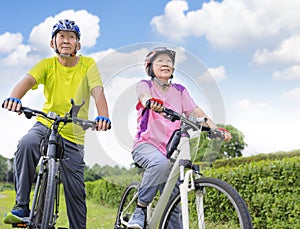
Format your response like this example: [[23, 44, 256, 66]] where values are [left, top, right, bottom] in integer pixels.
[[31, 162, 48, 228], [114, 181, 140, 229], [160, 177, 253, 229], [41, 158, 57, 229]]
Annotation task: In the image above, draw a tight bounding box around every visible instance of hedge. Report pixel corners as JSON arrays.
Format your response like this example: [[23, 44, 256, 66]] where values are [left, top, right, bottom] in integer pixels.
[[206, 156, 300, 228], [86, 152, 300, 228]]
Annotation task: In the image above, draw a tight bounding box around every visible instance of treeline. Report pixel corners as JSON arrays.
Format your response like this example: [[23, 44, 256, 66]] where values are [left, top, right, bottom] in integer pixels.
[[0, 153, 139, 183], [0, 155, 13, 182], [0, 123, 247, 183]]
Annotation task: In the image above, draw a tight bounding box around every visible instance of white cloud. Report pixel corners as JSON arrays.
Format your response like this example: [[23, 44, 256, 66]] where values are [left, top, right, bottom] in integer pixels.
[[208, 66, 228, 82], [236, 99, 273, 111], [228, 98, 300, 156], [272, 65, 300, 80], [197, 65, 228, 84], [0, 9, 100, 69], [253, 35, 300, 66], [283, 87, 300, 102], [151, 0, 300, 49], [29, 9, 100, 56], [0, 44, 39, 67], [151, 0, 189, 41], [0, 32, 23, 54]]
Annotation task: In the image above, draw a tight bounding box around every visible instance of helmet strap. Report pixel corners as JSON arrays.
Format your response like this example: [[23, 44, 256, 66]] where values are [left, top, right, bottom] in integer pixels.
[[153, 77, 170, 88], [53, 35, 78, 58]]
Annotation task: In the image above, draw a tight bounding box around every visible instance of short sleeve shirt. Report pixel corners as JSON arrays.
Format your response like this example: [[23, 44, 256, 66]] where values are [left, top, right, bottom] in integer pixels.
[[29, 55, 103, 144], [133, 80, 198, 155]]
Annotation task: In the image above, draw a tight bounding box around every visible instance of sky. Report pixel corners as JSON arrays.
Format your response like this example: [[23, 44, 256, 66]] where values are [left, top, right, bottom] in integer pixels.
[[0, 0, 300, 168]]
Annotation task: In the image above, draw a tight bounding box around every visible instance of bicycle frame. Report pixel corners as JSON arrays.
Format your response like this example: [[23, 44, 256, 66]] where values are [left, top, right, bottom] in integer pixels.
[[10, 99, 98, 229], [118, 112, 205, 229], [26, 115, 62, 228], [148, 120, 199, 229]]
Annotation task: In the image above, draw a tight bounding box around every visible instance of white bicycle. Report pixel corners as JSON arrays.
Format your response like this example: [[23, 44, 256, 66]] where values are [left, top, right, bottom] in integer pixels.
[[114, 107, 253, 229]]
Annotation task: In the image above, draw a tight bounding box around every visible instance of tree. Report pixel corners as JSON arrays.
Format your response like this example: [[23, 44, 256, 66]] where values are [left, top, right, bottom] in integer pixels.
[[192, 124, 247, 164], [218, 124, 247, 158], [0, 155, 13, 182]]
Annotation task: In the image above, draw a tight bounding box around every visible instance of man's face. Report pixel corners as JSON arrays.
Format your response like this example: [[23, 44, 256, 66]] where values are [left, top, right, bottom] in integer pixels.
[[54, 31, 78, 55]]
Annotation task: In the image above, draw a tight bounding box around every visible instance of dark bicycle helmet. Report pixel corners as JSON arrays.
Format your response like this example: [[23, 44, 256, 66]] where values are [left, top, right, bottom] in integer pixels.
[[51, 19, 81, 40], [144, 47, 176, 78]]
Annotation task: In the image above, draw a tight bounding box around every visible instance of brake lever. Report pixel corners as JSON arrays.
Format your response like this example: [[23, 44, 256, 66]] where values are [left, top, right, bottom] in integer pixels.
[[69, 99, 85, 118], [209, 129, 224, 140]]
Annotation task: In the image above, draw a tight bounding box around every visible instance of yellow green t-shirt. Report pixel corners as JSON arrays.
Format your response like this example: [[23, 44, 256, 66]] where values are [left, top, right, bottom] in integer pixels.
[[29, 55, 103, 145]]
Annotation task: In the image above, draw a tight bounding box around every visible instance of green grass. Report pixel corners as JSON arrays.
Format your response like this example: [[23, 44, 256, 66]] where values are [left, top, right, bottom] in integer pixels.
[[0, 189, 117, 229]]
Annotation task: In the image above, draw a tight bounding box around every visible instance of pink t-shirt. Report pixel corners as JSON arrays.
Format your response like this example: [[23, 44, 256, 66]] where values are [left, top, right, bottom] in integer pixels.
[[133, 80, 198, 156]]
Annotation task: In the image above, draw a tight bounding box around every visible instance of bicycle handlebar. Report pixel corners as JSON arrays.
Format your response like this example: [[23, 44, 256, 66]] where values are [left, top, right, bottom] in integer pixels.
[[161, 106, 224, 140], [19, 106, 97, 131]]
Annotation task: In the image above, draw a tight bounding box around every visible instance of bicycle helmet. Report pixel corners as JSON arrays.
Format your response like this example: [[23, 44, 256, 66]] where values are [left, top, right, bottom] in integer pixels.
[[51, 19, 81, 57], [51, 19, 81, 39], [145, 47, 176, 78]]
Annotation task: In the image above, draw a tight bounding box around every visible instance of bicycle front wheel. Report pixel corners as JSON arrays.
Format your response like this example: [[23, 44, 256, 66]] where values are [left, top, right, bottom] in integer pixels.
[[114, 181, 140, 229], [31, 161, 48, 227], [160, 177, 253, 229], [41, 158, 57, 228]]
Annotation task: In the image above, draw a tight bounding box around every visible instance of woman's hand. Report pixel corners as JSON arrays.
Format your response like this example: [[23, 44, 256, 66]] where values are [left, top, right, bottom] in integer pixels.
[[146, 98, 164, 113]]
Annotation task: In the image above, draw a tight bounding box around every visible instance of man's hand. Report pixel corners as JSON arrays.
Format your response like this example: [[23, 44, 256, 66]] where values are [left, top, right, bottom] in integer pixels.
[[95, 116, 111, 131], [2, 98, 22, 113]]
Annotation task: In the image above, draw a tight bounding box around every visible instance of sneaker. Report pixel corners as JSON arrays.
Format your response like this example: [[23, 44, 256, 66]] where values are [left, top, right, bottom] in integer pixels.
[[127, 207, 146, 229], [3, 212, 23, 224], [11, 204, 30, 218]]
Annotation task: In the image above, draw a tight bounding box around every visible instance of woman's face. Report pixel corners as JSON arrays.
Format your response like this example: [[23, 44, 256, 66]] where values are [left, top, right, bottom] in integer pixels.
[[152, 53, 174, 81]]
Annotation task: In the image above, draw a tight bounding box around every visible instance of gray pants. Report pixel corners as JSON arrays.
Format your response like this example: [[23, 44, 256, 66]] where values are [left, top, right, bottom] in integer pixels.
[[14, 122, 86, 229], [132, 143, 183, 229], [132, 143, 170, 206]]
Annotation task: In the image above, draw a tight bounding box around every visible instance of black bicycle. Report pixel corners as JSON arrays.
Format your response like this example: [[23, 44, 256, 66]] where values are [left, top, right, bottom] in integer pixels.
[[9, 99, 97, 229]]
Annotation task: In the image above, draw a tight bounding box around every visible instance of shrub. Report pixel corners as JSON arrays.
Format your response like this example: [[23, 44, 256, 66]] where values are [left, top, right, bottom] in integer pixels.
[[86, 151, 300, 228]]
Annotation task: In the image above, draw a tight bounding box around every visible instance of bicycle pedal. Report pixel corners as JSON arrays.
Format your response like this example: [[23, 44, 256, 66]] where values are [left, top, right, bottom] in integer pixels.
[[11, 223, 27, 228]]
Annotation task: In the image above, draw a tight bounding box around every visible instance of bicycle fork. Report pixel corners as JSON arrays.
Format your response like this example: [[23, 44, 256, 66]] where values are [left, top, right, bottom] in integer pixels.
[[179, 160, 205, 229], [28, 157, 46, 224], [179, 160, 193, 229]]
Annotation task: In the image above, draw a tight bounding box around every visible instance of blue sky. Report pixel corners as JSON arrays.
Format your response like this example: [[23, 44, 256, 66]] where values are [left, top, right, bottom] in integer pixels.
[[1, 0, 300, 167]]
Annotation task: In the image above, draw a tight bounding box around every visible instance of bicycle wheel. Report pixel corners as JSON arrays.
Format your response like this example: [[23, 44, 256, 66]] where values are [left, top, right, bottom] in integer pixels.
[[41, 158, 57, 228], [114, 181, 140, 229], [160, 177, 253, 229], [31, 161, 48, 227]]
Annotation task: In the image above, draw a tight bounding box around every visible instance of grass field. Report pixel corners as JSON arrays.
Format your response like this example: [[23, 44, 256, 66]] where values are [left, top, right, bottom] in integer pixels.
[[0, 189, 117, 229]]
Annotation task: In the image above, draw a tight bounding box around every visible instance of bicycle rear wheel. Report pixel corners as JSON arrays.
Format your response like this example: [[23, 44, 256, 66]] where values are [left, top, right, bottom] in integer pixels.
[[41, 158, 57, 228], [160, 177, 253, 229], [114, 181, 140, 229]]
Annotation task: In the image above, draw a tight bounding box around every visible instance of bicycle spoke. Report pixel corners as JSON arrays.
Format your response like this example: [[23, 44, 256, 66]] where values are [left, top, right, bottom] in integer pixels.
[[160, 177, 252, 229]]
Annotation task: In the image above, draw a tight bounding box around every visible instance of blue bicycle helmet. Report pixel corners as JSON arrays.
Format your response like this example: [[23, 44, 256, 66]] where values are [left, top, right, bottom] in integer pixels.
[[51, 19, 81, 40]]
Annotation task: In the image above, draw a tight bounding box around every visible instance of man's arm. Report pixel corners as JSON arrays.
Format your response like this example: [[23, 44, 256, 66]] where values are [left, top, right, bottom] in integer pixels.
[[3, 74, 36, 112], [91, 86, 110, 131]]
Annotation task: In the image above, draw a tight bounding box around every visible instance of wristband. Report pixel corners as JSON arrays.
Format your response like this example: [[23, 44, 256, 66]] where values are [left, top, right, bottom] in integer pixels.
[[95, 116, 111, 124], [3, 98, 22, 108], [149, 98, 164, 106], [7, 97, 22, 104]]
